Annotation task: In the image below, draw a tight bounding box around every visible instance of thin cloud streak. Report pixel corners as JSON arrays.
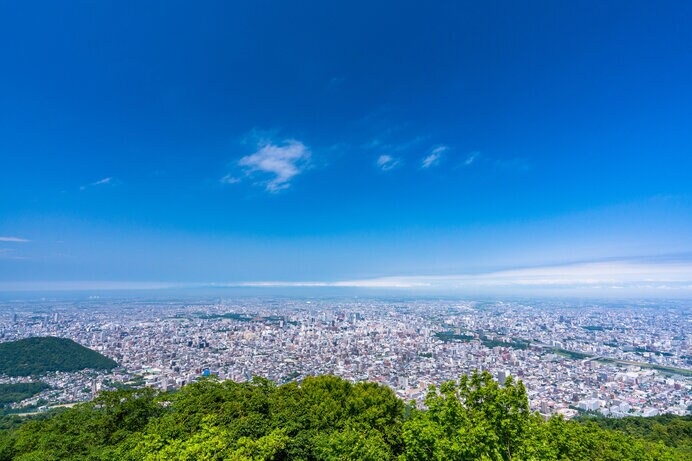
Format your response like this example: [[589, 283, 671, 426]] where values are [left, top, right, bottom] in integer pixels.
[[0, 237, 30, 243], [465, 151, 480, 166], [92, 177, 113, 186], [377, 154, 401, 171], [231, 259, 692, 293], [421, 145, 447, 168], [3, 259, 691, 295], [220, 174, 241, 185], [80, 177, 114, 190]]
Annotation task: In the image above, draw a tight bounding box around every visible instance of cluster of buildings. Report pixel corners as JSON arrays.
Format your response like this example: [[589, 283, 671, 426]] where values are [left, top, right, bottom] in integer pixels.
[[1, 297, 689, 418]]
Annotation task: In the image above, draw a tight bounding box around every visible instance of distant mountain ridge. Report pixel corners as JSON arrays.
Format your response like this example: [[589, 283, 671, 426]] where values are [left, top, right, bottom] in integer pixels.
[[0, 337, 117, 376]]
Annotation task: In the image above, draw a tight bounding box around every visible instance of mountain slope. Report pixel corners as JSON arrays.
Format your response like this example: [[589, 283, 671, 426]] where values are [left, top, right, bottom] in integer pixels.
[[0, 337, 117, 376]]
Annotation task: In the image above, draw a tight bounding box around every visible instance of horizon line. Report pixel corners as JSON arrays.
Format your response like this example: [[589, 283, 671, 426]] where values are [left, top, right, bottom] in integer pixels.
[[1, 259, 692, 296]]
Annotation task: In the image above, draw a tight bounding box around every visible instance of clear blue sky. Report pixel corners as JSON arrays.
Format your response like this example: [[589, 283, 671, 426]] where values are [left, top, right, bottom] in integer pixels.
[[1, 1, 691, 295]]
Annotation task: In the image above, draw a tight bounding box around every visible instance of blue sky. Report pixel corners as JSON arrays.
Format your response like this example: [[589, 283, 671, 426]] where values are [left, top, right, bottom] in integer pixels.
[[1, 1, 692, 295]]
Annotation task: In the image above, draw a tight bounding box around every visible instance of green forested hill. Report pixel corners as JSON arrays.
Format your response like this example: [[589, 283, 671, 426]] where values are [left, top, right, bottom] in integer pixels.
[[0, 337, 117, 376], [0, 383, 50, 408], [579, 414, 692, 456], [0, 371, 688, 461]]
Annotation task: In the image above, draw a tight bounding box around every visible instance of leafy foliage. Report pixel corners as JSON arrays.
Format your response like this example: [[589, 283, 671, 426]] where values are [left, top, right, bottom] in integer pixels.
[[401, 372, 532, 460], [0, 372, 687, 460], [579, 414, 692, 456], [0, 337, 117, 376], [0, 383, 49, 408], [434, 331, 475, 342]]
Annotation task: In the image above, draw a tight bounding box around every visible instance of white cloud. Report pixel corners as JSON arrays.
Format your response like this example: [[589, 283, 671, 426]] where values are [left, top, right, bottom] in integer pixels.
[[92, 177, 112, 186], [377, 154, 400, 171], [81, 177, 114, 190], [5, 258, 691, 295], [220, 174, 241, 185], [421, 154, 440, 168], [0, 236, 30, 243], [228, 259, 692, 296], [422, 145, 447, 168], [334, 260, 692, 290], [465, 151, 480, 166], [237, 139, 310, 192]]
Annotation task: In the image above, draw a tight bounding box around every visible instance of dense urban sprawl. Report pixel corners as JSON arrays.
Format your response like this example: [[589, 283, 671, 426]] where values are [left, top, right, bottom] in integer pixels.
[[1, 297, 689, 419]]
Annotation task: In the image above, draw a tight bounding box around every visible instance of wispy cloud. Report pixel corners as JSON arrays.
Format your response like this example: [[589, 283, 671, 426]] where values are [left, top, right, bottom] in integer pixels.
[[377, 154, 401, 171], [6, 257, 691, 295], [464, 151, 480, 166], [336, 260, 692, 291], [421, 154, 440, 168], [421, 145, 447, 168], [0, 236, 30, 243], [80, 177, 114, 190], [236, 139, 311, 192], [220, 174, 241, 185], [92, 177, 113, 186], [228, 258, 692, 296]]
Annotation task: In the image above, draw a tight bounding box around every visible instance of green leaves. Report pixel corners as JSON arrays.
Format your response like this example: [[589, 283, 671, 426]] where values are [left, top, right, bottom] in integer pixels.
[[400, 371, 531, 461], [0, 373, 687, 460]]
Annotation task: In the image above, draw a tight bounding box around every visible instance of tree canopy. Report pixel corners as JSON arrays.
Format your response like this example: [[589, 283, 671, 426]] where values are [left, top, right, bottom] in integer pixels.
[[0, 337, 117, 376], [0, 383, 49, 408], [0, 371, 687, 460]]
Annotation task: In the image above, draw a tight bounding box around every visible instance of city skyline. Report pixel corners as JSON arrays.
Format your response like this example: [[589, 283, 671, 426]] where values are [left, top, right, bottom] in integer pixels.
[[2, 296, 690, 418], [2, 1, 692, 296]]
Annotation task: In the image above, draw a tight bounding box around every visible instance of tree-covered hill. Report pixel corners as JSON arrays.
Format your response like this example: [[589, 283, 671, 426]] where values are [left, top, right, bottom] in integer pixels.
[[0, 383, 50, 408], [0, 371, 688, 460], [0, 337, 117, 377], [578, 413, 692, 457]]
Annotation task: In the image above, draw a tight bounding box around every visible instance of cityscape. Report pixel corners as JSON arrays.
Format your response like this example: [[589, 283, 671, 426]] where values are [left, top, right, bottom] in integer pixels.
[[2, 296, 689, 419], [2, 1, 692, 458]]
